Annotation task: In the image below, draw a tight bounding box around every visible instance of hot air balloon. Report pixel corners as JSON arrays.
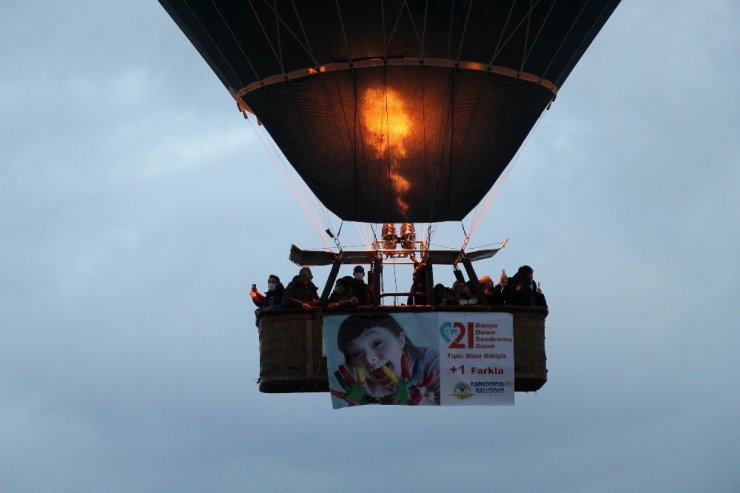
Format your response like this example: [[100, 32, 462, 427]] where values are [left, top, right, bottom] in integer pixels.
[[160, 0, 620, 399]]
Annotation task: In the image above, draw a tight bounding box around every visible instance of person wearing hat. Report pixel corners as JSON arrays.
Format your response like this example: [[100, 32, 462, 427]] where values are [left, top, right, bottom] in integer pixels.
[[283, 267, 320, 310], [350, 265, 369, 305]]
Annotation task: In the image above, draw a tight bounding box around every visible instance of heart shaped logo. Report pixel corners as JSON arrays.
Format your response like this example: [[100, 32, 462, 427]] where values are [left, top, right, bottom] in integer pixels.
[[439, 322, 459, 344]]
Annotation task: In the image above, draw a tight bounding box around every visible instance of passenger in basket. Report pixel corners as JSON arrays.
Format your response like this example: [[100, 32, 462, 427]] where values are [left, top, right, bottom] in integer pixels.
[[283, 267, 320, 310], [503, 265, 536, 306], [249, 274, 285, 326], [333, 313, 440, 406], [327, 276, 359, 310], [479, 275, 504, 305], [452, 280, 479, 305], [433, 283, 454, 306], [407, 254, 428, 305], [249, 274, 285, 311], [350, 265, 369, 305]]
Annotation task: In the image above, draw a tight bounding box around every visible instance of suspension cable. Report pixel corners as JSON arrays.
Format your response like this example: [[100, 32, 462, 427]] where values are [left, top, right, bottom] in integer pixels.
[[247, 0, 286, 75], [465, 104, 549, 242], [246, 117, 333, 249], [488, 0, 544, 65], [541, 0, 590, 80]]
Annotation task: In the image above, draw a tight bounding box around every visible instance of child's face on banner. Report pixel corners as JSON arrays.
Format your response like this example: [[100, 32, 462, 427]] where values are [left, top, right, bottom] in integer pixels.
[[346, 327, 406, 385]]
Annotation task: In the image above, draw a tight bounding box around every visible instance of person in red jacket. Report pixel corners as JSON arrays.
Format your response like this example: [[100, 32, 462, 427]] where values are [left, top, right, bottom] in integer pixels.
[[249, 274, 285, 309]]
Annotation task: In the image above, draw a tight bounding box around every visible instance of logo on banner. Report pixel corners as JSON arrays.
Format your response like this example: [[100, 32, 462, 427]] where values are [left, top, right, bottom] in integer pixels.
[[440, 320, 503, 349], [451, 382, 475, 400], [440, 321, 473, 348]]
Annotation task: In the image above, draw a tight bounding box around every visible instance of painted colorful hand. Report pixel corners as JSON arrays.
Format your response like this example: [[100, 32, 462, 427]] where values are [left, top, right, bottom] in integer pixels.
[[382, 353, 436, 405], [330, 365, 371, 406]]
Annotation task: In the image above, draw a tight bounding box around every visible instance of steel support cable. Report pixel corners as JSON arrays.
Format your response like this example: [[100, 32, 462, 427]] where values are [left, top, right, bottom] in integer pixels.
[[466, 84, 539, 238], [490, 0, 517, 68], [460, 0, 553, 239], [454, 0, 473, 64], [275, 0, 282, 69], [462, 76, 542, 248], [234, 1, 558, 103], [541, 0, 590, 80], [460, 220, 470, 252], [464, 5, 568, 243], [332, 0, 373, 221], [354, 222, 370, 248], [446, 0, 455, 60], [467, 0, 583, 240], [369, 223, 378, 246], [419, 3, 431, 224], [327, 3, 359, 221], [520, 0, 558, 69], [276, 3, 335, 233], [212, 1, 330, 244], [211, 1, 333, 245], [383, 68, 393, 217], [334, 0, 352, 63], [252, 120, 329, 244], [392, 261, 399, 304], [443, 0, 456, 218], [289, 1, 318, 64], [383, 1, 410, 55], [420, 0, 429, 56], [421, 63, 432, 220], [401, 0, 427, 59], [378, 3, 395, 219], [443, 0, 488, 226], [252, 1, 337, 237], [381, 0, 388, 62], [246, 117, 333, 249], [466, 85, 549, 242], [288, 1, 368, 223], [247, 0, 286, 75], [190, 1, 249, 86], [325, 57, 361, 224], [256, 0, 319, 65], [381, 0, 426, 221], [487, 0, 544, 66], [520, 0, 532, 74]]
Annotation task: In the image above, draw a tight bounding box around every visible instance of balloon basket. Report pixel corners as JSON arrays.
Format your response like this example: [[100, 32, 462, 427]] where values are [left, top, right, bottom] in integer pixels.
[[257, 306, 547, 393]]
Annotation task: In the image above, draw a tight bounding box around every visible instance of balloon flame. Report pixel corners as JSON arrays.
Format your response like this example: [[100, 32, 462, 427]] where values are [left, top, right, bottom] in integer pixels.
[[361, 87, 411, 217]]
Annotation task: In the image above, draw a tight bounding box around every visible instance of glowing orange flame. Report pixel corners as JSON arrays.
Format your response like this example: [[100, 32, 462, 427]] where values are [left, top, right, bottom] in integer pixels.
[[361, 87, 412, 217]]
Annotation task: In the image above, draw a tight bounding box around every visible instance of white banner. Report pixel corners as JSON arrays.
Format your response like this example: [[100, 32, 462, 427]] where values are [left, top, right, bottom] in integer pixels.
[[438, 312, 515, 406], [323, 312, 514, 408]]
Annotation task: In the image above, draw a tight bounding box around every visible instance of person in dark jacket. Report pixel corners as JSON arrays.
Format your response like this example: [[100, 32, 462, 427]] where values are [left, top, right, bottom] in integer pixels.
[[503, 265, 536, 306], [350, 265, 369, 305], [326, 276, 359, 310], [457, 281, 480, 305], [250, 274, 285, 326], [407, 255, 428, 305], [249, 274, 285, 310], [283, 267, 320, 310], [433, 283, 455, 306], [479, 275, 504, 305]]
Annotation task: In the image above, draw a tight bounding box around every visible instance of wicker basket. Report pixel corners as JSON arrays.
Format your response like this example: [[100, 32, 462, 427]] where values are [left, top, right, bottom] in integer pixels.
[[257, 307, 547, 393], [258, 311, 329, 393], [512, 309, 547, 391]]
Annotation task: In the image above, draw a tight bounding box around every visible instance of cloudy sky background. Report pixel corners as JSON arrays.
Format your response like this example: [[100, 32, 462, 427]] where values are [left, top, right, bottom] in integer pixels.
[[1, 1, 738, 492]]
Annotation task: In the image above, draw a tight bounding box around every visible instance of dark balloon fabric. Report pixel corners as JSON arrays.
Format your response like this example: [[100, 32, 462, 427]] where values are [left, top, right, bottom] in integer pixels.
[[160, 0, 620, 222]]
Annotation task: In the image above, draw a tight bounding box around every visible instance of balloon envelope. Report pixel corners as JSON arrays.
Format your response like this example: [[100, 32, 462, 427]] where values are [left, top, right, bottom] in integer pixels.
[[160, 0, 620, 222]]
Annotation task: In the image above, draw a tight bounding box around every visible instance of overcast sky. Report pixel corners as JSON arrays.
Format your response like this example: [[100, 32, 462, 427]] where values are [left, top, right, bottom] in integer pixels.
[[1, 1, 738, 492]]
